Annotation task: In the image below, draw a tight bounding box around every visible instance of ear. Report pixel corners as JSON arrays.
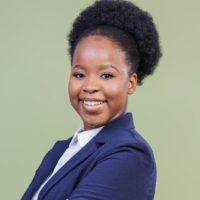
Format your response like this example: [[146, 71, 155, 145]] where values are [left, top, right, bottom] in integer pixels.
[[127, 73, 137, 95]]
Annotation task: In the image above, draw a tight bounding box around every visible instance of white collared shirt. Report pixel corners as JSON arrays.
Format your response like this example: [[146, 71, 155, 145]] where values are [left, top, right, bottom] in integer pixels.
[[31, 126, 104, 200]]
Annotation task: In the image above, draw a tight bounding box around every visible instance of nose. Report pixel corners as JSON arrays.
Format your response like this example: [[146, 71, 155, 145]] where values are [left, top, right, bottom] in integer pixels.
[[82, 76, 99, 94]]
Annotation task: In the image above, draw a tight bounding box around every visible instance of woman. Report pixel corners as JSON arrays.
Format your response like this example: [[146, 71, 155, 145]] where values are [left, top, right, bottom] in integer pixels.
[[22, 0, 162, 199]]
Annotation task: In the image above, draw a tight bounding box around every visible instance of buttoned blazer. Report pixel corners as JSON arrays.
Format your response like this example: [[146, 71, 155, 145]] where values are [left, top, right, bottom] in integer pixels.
[[21, 113, 156, 200]]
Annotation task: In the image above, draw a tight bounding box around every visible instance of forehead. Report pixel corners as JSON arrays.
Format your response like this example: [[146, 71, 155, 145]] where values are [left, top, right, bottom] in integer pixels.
[[72, 35, 129, 71]]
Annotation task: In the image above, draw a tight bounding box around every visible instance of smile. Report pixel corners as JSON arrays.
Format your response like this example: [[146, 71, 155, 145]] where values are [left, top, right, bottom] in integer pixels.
[[79, 99, 106, 112], [83, 100, 105, 106]]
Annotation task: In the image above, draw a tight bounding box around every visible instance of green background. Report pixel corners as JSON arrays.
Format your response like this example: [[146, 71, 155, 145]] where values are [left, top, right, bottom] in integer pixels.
[[0, 0, 199, 199]]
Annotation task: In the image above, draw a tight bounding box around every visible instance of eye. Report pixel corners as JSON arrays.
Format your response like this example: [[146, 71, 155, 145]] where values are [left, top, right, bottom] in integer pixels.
[[100, 73, 114, 79], [72, 72, 85, 79]]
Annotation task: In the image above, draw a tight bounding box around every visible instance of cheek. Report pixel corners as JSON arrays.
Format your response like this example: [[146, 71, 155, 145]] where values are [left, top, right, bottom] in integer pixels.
[[103, 80, 128, 100], [68, 79, 80, 100]]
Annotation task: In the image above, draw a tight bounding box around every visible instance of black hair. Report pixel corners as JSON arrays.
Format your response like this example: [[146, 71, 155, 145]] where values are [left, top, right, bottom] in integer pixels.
[[68, 0, 162, 85]]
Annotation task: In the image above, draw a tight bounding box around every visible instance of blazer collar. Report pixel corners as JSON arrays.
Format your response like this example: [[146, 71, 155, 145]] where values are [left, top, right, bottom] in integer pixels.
[[94, 112, 135, 144]]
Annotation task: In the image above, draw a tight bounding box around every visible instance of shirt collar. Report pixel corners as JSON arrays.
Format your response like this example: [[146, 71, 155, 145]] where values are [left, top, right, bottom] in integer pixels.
[[69, 126, 104, 148]]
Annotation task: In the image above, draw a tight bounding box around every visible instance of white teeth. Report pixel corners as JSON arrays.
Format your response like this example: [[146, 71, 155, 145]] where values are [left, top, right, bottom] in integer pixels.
[[83, 100, 104, 106]]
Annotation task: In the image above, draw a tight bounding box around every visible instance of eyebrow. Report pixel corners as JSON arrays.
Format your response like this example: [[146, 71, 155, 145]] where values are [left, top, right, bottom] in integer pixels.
[[72, 64, 120, 72]]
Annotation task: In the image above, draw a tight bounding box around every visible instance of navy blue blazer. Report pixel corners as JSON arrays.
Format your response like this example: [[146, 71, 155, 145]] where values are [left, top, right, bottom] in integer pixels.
[[21, 113, 156, 200]]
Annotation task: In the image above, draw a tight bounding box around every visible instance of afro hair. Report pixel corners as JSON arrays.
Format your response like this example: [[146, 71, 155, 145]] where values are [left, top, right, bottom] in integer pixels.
[[68, 0, 162, 85]]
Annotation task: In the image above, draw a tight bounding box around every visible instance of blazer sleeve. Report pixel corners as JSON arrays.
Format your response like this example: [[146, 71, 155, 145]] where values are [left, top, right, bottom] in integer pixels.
[[69, 146, 155, 200]]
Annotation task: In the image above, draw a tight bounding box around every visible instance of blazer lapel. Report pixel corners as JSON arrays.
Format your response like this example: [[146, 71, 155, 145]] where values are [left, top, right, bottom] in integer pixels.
[[22, 139, 71, 200], [38, 139, 98, 200]]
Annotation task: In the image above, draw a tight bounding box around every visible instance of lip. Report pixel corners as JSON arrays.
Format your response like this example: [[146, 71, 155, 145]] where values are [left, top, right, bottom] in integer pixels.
[[79, 98, 107, 112], [79, 98, 106, 102]]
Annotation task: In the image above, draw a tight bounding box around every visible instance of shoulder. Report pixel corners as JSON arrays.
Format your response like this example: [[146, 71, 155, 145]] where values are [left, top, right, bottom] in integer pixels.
[[97, 128, 156, 170]]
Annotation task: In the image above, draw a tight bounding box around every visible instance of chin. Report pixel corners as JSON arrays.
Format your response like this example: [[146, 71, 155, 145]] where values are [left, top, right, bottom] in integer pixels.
[[81, 114, 107, 130]]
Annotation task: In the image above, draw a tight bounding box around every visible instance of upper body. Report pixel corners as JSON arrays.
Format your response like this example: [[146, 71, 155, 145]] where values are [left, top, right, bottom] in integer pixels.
[[21, 113, 157, 200], [22, 0, 161, 199]]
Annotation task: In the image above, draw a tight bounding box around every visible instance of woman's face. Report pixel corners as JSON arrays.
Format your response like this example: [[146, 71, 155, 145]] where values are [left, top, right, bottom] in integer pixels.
[[68, 35, 137, 130]]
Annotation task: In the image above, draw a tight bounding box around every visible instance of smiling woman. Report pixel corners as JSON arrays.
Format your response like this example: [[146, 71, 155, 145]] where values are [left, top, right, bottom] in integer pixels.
[[21, 0, 161, 200]]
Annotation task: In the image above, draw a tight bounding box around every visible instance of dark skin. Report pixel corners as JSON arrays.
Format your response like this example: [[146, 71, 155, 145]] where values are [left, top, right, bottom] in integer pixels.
[[68, 35, 137, 130]]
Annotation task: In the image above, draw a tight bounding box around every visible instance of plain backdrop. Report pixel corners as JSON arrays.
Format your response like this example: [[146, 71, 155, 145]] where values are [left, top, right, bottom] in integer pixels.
[[0, 0, 199, 199]]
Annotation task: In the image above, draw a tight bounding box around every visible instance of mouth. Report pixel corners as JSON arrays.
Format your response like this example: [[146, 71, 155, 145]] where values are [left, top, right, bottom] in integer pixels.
[[79, 98, 107, 111]]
